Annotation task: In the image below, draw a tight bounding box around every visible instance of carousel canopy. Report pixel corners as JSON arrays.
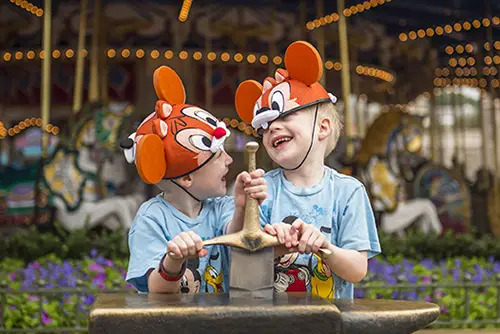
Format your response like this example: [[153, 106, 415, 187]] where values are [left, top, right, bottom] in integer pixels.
[[0, 0, 498, 104]]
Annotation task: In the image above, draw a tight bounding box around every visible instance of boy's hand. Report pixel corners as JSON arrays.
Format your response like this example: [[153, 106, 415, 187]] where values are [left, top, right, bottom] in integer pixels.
[[233, 169, 267, 208], [167, 231, 208, 260], [291, 219, 331, 254], [264, 223, 299, 249]]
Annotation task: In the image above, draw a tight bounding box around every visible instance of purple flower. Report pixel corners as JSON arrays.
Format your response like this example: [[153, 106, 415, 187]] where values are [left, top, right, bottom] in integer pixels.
[[84, 295, 95, 305], [9, 272, 16, 280], [435, 290, 444, 297], [421, 276, 431, 283], [92, 272, 106, 285], [90, 249, 98, 258], [106, 259, 114, 267], [33, 262, 40, 269], [41, 311, 52, 325], [454, 259, 461, 268], [421, 259, 434, 270], [493, 262, 500, 273], [441, 304, 449, 314], [424, 296, 432, 302], [28, 296, 39, 302], [88, 263, 105, 273], [97, 283, 105, 289]]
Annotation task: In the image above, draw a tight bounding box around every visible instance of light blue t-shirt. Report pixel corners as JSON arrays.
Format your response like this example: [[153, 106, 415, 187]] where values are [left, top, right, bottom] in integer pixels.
[[126, 194, 233, 293], [259, 167, 381, 299]]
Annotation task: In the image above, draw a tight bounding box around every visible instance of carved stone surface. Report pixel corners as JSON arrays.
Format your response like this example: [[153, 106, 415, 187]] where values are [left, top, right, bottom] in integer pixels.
[[89, 293, 440, 334]]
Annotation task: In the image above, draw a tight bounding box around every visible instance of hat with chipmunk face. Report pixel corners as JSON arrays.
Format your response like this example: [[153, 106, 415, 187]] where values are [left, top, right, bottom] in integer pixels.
[[235, 41, 337, 133], [120, 66, 230, 184]]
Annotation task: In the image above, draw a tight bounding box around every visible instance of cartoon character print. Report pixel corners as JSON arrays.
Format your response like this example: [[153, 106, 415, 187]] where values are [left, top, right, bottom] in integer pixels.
[[235, 41, 337, 132], [180, 258, 201, 294], [274, 252, 310, 293], [274, 209, 334, 298], [120, 65, 230, 183], [308, 254, 334, 299], [203, 252, 224, 293]]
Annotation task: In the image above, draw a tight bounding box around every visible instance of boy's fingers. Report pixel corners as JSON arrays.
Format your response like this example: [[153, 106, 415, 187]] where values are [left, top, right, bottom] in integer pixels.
[[264, 224, 276, 235], [291, 219, 304, 234], [197, 248, 209, 258], [179, 233, 196, 256], [187, 231, 203, 250], [312, 236, 325, 253], [250, 169, 265, 178], [174, 238, 189, 257], [275, 225, 285, 244], [298, 227, 313, 253], [244, 185, 267, 194], [167, 243, 182, 258]]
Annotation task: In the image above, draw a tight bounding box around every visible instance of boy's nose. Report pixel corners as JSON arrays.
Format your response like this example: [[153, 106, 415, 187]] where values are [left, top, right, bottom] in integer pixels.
[[223, 150, 233, 164], [268, 119, 282, 133]]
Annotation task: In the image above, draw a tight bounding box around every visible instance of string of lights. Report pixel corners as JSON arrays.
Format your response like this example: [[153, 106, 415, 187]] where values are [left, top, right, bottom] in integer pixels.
[[306, 0, 393, 31], [433, 77, 499, 88], [9, 0, 43, 17], [0, 118, 59, 140], [178, 0, 193, 22], [223, 118, 258, 138], [1, 48, 395, 83], [399, 17, 500, 42]]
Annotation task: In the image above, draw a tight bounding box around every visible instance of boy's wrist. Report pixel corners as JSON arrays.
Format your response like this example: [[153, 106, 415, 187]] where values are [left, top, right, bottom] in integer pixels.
[[159, 253, 187, 281]]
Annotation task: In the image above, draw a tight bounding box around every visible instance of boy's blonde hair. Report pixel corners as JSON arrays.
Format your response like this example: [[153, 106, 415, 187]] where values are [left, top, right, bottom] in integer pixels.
[[304, 101, 343, 157]]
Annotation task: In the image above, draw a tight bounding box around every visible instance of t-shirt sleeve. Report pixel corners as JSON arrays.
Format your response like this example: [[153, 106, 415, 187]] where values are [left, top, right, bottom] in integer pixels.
[[216, 196, 235, 236], [125, 213, 170, 292], [336, 186, 381, 258]]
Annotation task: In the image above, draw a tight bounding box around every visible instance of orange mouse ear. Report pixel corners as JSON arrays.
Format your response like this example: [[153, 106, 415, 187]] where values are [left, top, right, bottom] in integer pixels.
[[235, 80, 263, 125], [153, 66, 186, 105], [136, 134, 167, 184], [284, 41, 323, 86]]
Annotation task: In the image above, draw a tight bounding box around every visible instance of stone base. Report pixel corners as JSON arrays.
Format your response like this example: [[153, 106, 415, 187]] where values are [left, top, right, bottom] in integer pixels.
[[89, 293, 440, 334]]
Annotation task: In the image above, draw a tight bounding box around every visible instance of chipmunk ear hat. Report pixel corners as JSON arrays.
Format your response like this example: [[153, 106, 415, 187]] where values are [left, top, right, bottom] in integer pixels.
[[235, 41, 337, 131], [120, 66, 230, 184]]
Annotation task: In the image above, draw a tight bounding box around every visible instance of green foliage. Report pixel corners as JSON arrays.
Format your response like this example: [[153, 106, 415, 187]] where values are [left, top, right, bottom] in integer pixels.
[[379, 230, 500, 261], [0, 223, 129, 264]]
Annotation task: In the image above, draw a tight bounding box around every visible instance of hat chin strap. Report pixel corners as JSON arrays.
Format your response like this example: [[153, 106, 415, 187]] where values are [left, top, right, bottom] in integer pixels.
[[170, 180, 201, 202], [280, 104, 319, 171]]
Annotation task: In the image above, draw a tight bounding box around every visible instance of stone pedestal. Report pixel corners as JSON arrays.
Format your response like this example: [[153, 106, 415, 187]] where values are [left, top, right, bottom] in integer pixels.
[[89, 293, 440, 334]]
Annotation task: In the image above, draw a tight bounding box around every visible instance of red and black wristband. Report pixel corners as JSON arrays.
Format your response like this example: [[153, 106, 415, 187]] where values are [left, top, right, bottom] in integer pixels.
[[158, 253, 187, 281]]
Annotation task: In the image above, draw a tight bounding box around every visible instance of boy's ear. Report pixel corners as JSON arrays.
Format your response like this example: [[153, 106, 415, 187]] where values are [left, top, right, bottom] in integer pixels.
[[175, 174, 193, 189], [136, 134, 167, 184], [318, 116, 333, 141], [153, 66, 186, 104], [285, 41, 323, 86], [235, 80, 263, 125]]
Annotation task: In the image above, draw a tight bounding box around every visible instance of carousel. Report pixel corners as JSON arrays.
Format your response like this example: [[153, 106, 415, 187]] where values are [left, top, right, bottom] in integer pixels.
[[0, 0, 499, 238]]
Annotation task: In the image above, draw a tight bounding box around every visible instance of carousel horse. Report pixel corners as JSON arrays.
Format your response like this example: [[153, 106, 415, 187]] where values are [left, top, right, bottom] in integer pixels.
[[354, 108, 470, 235], [42, 103, 145, 232]]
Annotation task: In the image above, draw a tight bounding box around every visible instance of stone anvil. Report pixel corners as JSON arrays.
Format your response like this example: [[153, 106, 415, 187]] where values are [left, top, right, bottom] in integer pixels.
[[89, 142, 440, 333]]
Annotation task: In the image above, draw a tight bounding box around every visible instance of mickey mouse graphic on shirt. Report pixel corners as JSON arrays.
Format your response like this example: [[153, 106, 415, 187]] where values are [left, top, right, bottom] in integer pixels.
[[120, 65, 230, 184]]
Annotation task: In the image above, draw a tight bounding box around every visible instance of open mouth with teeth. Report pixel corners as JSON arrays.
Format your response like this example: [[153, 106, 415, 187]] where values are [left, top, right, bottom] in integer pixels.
[[272, 136, 293, 149]]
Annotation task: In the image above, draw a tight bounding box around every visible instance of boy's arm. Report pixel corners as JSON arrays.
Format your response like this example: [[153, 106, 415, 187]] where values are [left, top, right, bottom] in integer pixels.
[[323, 246, 368, 283], [326, 185, 380, 283], [289, 186, 380, 283], [148, 231, 207, 293], [226, 169, 266, 234]]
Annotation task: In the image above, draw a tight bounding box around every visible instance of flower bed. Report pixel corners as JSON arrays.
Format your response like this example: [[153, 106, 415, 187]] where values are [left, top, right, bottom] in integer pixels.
[[0, 253, 499, 329]]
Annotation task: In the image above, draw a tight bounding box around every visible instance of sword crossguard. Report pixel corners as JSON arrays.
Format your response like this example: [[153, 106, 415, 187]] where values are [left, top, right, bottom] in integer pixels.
[[169, 141, 332, 259]]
